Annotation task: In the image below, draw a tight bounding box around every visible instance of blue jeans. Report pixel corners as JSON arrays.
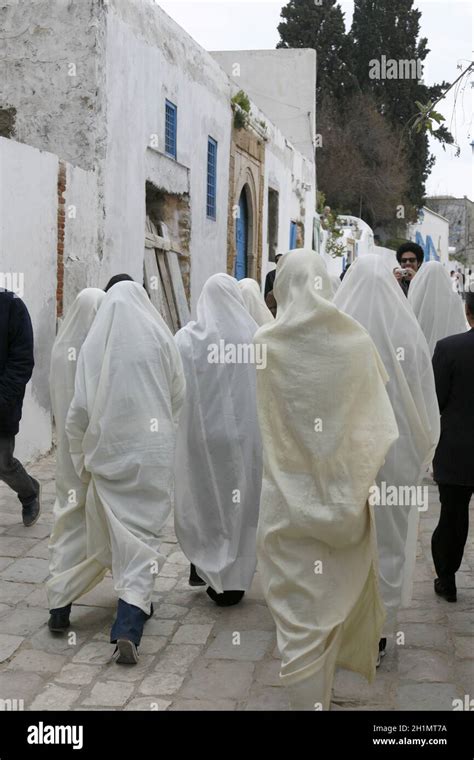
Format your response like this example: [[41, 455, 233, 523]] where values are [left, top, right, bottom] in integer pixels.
[[110, 599, 152, 646]]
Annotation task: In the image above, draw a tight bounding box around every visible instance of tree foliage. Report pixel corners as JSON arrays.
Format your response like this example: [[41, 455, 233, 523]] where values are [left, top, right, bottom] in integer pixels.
[[277, 0, 453, 227]]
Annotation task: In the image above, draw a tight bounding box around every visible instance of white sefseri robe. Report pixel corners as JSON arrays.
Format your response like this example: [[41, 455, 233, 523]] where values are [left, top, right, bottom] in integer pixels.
[[253, 249, 399, 710], [408, 261, 468, 355], [174, 273, 262, 593], [238, 278, 274, 326], [47, 288, 105, 609], [334, 255, 440, 633], [64, 281, 185, 614]]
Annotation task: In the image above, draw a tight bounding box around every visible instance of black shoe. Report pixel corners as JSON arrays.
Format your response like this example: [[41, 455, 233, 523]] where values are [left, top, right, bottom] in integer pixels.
[[206, 587, 245, 607], [48, 605, 71, 632], [379, 637, 387, 653], [434, 578, 457, 603], [189, 564, 206, 587], [22, 478, 41, 527], [113, 639, 139, 665]]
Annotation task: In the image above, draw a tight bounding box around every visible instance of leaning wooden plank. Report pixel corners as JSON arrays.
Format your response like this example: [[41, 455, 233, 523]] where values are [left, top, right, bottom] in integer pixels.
[[145, 232, 171, 251], [144, 247, 169, 323], [156, 251, 179, 333], [166, 250, 190, 326]]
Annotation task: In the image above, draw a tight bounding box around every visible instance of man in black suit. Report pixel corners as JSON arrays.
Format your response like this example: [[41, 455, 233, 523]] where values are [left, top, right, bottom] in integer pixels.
[[0, 289, 40, 526], [431, 290, 474, 602]]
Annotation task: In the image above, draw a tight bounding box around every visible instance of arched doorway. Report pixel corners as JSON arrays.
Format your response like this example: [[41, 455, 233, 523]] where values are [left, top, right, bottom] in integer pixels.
[[235, 188, 249, 280]]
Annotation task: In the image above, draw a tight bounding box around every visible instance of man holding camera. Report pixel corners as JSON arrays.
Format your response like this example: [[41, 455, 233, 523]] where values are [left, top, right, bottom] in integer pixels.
[[393, 242, 424, 296]]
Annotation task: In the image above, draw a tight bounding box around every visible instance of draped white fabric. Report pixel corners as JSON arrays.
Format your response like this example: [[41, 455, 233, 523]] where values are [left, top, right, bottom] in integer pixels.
[[408, 261, 468, 355], [329, 273, 341, 297], [64, 281, 185, 614], [47, 288, 105, 608], [253, 248, 399, 709], [174, 273, 262, 593], [334, 255, 440, 633], [238, 278, 274, 326]]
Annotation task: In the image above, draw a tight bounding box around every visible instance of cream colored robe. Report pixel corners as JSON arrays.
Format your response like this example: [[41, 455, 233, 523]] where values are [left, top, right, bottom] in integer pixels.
[[253, 249, 399, 710]]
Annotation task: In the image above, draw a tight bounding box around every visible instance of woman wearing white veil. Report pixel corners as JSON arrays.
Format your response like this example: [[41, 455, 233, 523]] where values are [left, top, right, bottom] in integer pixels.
[[65, 281, 185, 663], [47, 288, 105, 630], [254, 249, 398, 710], [408, 260, 467, 355], [174, 273, 262, 606], [238, 278, 274, 326], [334, 255, 440, 656]]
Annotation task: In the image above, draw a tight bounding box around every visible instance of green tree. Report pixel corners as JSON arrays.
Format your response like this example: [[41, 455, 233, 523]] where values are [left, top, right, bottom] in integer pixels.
[[350, 0, 453, 209], [277, 0, 356, 102]]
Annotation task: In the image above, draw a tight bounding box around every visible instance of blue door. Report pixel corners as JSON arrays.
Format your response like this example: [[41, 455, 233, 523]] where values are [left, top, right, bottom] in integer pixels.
[[289, 221, 297, 249], [235, 191, 248, 280]]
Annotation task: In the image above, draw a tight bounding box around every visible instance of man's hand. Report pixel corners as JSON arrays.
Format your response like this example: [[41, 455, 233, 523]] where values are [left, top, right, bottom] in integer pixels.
[[393, 268, 404, 281]]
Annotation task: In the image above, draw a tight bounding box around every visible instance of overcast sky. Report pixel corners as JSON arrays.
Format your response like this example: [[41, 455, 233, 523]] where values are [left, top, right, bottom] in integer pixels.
[[159, 0, 473, 201]]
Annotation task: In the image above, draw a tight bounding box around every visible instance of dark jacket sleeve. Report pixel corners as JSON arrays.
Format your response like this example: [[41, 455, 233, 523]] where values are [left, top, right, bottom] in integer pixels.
[[0, 298, 34, 408], [432, 340, 452, 414], [264, 270, 275, 299]]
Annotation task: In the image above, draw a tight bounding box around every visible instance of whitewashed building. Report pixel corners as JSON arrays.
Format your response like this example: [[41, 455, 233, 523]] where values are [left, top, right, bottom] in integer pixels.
[[0, 0, 316, 459]]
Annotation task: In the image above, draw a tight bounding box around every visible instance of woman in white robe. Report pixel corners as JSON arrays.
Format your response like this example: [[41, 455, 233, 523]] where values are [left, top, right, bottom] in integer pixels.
[[334, 255, 440, 650], [47, 288, 105, 627], [65, 281, 185, 663], [253, 249, 399, 710], [408, 260, 467, 354], [238, 278, 274, 326], [174, 273, 262, 606]]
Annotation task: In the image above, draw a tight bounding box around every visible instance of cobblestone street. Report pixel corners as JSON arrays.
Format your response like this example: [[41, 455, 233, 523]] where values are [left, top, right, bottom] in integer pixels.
[[0, 453, 472, 711]]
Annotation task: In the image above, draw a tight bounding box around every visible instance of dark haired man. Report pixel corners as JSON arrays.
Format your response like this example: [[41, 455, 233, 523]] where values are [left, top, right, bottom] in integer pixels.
[[104, 274, 134, 292], [431, 291, 474, 602], [0, 290, 40, 526], [393, 242, 424, 296]]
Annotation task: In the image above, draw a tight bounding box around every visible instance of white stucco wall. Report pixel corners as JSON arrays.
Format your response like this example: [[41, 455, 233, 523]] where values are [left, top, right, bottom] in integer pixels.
[[0, 138, 57, 462], [212, 49, 316, 163], [64, 164, 101, 309], [252, 101, 315, 287], [0, 0, 107, 171], [102, 0, 232, 314], [408, 207, 450, 266]]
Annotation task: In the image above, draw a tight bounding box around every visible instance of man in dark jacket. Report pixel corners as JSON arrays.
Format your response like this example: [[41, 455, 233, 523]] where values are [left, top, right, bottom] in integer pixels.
[[0, 290, 40, 526], [431, 290, 474, 602], [264, 254, 282, 317]]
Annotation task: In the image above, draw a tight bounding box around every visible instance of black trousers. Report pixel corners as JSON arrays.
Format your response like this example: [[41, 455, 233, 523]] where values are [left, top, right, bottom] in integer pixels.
[[432, 483, 472, 588], [0, 435, 37, 507]]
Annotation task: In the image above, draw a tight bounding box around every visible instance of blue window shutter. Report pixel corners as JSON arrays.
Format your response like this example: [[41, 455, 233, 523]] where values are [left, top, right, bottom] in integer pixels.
[[207, 137, 217, 220], [165, 100, 177, 159]]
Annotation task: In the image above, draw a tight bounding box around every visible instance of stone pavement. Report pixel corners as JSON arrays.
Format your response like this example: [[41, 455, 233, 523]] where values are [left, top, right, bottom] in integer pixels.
[[0, 453, 472, 711]]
